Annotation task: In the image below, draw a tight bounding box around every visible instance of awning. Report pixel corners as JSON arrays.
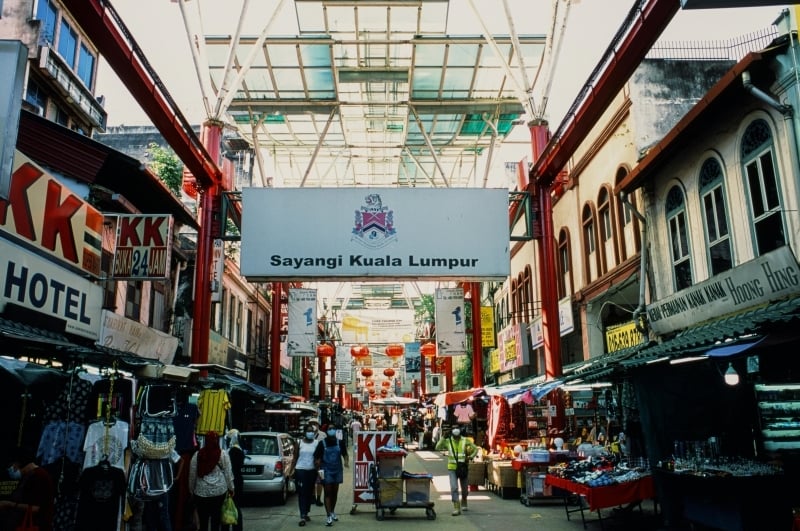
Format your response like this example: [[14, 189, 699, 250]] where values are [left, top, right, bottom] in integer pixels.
[[433, 388, 486, 407], [706, 337, 765, 357], [625, 295, 800, 368]]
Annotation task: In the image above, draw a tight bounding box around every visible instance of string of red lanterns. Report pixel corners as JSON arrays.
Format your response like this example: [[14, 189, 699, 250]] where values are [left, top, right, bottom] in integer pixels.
[[351, 345, 370, 359], [384, 344, 405, 358]]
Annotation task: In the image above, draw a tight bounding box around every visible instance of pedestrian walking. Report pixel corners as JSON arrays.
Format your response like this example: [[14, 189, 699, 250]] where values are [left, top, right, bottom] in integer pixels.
[[189, 432, 235, 531], [226, 429, 244, 531], [291, 425, 323, 526], [317, 424, 349, 527], [435, 427, 478, 516]]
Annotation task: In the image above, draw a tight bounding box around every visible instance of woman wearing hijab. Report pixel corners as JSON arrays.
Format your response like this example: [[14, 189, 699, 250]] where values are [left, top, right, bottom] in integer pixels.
[[290, 424, 323, 526], [226, 429, 245, 531], [189, 432, 235, 531]]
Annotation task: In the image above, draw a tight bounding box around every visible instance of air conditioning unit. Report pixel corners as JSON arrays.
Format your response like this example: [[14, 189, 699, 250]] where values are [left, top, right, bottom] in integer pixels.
[[427, 374, 441, 393]]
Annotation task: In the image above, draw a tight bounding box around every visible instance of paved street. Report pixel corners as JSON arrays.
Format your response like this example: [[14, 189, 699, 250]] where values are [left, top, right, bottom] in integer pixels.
[[238, 448, 662, 530]]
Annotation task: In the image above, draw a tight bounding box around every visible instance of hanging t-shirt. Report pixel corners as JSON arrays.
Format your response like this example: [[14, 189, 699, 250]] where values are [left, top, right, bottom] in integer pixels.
[[454, 403, 475, 423], [196, 389, 230, 435], [173, 402, 199, 452], [83, 420, 129, 470], [75, 463, 127, 531]]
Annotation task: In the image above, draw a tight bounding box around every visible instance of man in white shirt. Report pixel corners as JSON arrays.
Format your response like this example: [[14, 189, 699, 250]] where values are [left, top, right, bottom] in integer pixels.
[[367, 416, 378, 430]]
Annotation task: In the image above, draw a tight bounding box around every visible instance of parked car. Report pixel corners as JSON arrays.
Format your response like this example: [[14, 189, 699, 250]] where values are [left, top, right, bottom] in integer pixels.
[[238, 431, 295, 504]]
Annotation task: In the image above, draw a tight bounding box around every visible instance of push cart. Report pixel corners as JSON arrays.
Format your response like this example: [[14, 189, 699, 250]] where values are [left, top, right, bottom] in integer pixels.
[[371, 451, 436, 520]]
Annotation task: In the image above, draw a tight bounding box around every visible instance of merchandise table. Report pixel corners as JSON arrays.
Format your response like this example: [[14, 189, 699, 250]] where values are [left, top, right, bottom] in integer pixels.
[[545, 474, 655, 529]]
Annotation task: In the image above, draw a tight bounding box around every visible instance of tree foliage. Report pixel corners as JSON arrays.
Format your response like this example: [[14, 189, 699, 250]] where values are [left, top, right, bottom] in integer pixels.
[[146, 142, 183, 195]]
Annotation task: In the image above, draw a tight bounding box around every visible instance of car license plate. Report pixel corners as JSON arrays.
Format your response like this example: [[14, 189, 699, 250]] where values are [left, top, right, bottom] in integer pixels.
[[241, 466, 260, 474]]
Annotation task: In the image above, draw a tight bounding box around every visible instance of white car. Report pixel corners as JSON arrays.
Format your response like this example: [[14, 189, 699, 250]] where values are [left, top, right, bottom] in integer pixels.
[[238, 431, 295, 505]]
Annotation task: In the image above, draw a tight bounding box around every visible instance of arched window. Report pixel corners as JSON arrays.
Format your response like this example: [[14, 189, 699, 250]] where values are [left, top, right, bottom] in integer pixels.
[[666, 185, 692, 290], [582, 203, 599, 283], [699, 157, 733, 275], [511, 267, 535, 324], [615, 167, 641, 260], [741, 119, 786, 255], [557, 228, 573, 299], [597, 186, 617, 274]]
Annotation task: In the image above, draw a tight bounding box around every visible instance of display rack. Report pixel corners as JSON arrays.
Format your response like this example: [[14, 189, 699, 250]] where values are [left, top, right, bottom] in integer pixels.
[[755, 383, 800, 452], [370, 451, 436, 520]]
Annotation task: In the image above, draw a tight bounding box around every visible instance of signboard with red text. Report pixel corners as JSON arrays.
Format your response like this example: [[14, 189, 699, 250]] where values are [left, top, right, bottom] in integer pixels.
[[353, 431, 397, 504], [112, 214, 173, 279]]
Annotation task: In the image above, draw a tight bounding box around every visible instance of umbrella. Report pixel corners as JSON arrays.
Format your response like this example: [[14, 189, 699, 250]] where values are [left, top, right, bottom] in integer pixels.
[[433, 388, 485, 407], [370, 396, 420, 406]]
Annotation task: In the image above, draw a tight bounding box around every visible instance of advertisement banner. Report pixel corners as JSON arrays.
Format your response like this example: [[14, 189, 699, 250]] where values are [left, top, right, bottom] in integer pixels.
[[240, 188, 510, 280], [498, 322, 531, 373], [111, 214, 173, 279], [3, 151, 103, 278], [340, 309, 415, 344], [480, 306, 496, 348], [98, 309, 179, 364], [435, 287, 466, 356], [335, 346, 353, 384], [353, 431, 397, 504], [0, 238, 102, 339], [287, 288, 317, 357]]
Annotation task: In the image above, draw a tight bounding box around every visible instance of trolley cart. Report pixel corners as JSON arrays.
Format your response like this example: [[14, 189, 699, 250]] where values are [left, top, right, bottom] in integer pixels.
[[371, 452, 436, 520]]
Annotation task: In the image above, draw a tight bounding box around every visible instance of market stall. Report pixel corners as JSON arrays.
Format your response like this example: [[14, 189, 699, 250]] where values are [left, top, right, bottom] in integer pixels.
[[545, 474, 655, 528]]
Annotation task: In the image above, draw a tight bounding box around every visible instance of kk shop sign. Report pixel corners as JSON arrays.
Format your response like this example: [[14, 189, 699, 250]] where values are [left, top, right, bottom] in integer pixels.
[[1, 152, 103, 278], [112, 214, 173, 280]]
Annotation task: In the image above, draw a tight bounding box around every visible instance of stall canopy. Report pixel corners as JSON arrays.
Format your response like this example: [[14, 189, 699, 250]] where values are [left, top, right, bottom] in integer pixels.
[[370, 396, 420, 406], [203, 372, 289, 405], [433, 388, 486, 407]]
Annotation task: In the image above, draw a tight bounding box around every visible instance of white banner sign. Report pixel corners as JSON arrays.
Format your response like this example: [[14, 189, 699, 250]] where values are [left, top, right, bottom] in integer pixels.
[[240, 188, 510, 280], [335, 346, 353, 384], [340, 309, 415, 344], [98, 309, 178, 364], [435, 287, 466, 356], [287, 288, 317, 356], [0, 238, 103, 339]]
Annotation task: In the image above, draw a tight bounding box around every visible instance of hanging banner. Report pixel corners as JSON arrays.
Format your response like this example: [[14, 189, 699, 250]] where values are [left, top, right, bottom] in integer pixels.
[[480, 306, 496, 348], [287, 288, 317, 357], [335, 346, 353, 384], [435, 287, 466, 356], [240, 187, 510, 280]]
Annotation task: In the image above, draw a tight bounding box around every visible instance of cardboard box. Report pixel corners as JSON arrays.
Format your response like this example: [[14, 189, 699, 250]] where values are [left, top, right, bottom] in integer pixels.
[[405, 478, 430, 503], [379, 478, 403, 506], [489, 461, 518, 488], [468, 462, 486, 485]]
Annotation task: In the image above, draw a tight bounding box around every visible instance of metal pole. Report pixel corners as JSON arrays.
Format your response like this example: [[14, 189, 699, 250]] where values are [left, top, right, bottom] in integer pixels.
[[470, 282, 484, 388]]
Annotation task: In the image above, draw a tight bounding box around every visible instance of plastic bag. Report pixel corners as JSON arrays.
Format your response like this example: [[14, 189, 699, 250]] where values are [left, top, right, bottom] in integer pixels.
[[220, 494, 238, 525]]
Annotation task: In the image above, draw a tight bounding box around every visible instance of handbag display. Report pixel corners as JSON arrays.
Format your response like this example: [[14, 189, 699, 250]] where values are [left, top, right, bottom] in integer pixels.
[[15, 506, 39, 531], [220, 494, 238, 525]]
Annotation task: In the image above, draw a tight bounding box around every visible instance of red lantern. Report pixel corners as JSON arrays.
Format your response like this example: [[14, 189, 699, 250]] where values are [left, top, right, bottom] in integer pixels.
[[420, 342, 436, 358], [381, 380, 391, 388], [361, 368, 374, 378], [380, 388, 388, 396], [385, 344, 405, 358], [383, 368, 395, 378], [317, 343, 334, 357], [365, 380, 375, 388], [369, 388, 376, 396], [351, 345, 370, 359]]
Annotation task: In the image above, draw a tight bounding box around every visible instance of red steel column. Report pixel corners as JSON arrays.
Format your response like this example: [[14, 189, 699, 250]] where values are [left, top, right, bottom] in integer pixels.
[[470, 282, 484, 388], [269, 282, 283, 391], [319, 356, 327, 401], [302, 356, 310, 399], [530, 122, 563, 379], [420, 352, 427, 395], [191, 121, 223, 367]]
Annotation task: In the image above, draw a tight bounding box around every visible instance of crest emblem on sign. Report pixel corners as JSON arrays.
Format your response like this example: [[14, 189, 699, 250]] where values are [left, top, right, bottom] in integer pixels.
[[352, 193, 397, 248]]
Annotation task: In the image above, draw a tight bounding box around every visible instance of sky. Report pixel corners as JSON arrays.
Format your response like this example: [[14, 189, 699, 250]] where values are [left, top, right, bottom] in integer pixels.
[[96, 0, 791, 130]]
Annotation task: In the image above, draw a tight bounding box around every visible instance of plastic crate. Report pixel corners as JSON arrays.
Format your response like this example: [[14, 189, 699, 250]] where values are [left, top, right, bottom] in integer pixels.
[[377, 456, 404, 478], [525, 472, 552, 497], [379, 478, 403, 506], [405, 478, 431, 503]]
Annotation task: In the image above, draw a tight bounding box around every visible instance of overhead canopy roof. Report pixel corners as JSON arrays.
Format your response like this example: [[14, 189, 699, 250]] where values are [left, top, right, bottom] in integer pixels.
[[199, 0, 545, 187]]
